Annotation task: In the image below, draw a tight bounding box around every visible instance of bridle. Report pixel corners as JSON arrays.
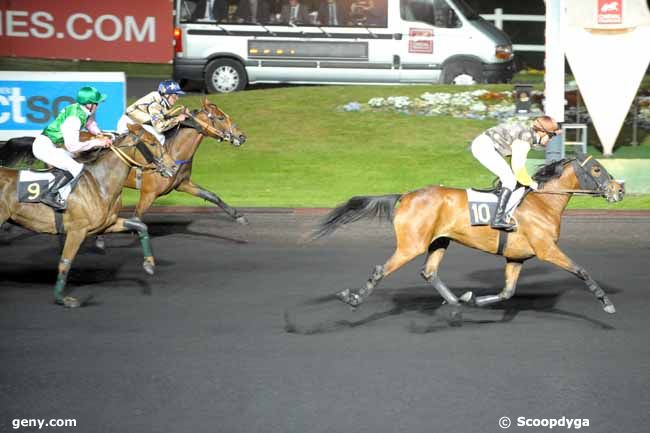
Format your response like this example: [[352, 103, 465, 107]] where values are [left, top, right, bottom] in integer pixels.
[[187, 107, 228, 140], [537, 155, 611, 196]]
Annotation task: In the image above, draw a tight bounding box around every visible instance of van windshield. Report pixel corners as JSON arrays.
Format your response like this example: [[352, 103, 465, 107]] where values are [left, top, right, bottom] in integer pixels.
[[400, 0, 461, 28], [178, 0, 388, 28], [448, 0, 479, 20]]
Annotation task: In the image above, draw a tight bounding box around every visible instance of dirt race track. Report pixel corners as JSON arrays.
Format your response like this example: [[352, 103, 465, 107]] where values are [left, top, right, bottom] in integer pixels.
[[1, 210, 649, 433]]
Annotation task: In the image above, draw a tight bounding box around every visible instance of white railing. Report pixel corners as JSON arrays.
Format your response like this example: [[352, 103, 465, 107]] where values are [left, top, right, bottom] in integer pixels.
[[480, 8, 545, 53]]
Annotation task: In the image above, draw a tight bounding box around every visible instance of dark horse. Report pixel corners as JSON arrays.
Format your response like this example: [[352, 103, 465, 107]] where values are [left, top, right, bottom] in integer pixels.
[[313, 154, 625, 319], [0, 124, 176, 307], [94, 98, 247, 250]]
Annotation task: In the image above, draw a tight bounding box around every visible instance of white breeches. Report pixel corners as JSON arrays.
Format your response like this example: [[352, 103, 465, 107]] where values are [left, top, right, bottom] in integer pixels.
[[116, 115, 166, 145], [32, 135, 84, 177], [471, 134, 516, 191]]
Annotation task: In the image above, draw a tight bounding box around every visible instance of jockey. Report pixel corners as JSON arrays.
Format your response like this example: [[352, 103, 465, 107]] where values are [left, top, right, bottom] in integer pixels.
[[33, 86, 113, 210], [471, 115, 561, 231], [116, 79, 188, 145]]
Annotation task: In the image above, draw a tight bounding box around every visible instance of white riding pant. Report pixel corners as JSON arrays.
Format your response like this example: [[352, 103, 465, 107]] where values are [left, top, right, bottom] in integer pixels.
[[116, 115, 166, 145], [32, 135, 84, 177], [471, 134, 516, 191]]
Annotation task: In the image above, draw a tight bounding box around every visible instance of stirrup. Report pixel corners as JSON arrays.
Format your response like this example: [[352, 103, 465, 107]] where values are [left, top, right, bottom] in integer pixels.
[[491, 219, 516, 231], [40, 193, 67, 210]]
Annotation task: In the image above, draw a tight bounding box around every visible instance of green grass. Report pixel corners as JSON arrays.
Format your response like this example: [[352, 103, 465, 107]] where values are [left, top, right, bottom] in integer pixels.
[[116, 84, 649, 209]]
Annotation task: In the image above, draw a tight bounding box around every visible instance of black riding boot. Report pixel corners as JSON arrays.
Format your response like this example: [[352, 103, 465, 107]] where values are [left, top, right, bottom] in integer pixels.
[[40, 170, 74, 210], [491, 187, 515, 231]]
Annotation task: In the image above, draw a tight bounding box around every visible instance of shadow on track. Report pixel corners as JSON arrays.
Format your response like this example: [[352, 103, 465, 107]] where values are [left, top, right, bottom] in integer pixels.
[[285, 278, 620, 334]]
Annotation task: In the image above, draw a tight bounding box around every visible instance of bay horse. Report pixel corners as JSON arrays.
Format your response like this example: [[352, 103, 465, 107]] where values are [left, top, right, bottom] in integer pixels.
[[94, 98, 247, 250], [0, 124, 177, 307], [313, 154, 625, 320]]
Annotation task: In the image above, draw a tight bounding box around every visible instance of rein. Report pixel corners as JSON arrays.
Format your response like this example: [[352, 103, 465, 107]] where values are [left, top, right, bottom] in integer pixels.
[[187, 110, 226, 139], [109, 130, 160, 170]]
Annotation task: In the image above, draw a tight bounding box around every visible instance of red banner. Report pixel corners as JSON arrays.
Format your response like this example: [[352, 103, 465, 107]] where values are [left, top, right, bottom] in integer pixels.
[[0, 0, 173, 63]]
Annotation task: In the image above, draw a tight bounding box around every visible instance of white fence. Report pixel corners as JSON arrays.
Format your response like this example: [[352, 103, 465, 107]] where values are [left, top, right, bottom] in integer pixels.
[[480, 8, 545, 53]]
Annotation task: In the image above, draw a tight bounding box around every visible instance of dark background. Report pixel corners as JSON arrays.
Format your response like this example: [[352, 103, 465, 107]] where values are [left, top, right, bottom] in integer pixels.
[[463, 0, 650, 70]]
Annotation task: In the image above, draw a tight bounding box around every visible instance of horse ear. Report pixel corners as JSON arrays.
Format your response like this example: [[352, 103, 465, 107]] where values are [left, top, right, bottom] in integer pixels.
[[202, 96, 210, 108], [126, 123, 140, 134]]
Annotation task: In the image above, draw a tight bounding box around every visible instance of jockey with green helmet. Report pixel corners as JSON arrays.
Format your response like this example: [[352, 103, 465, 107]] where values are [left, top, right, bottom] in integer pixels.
[[116, 80, 188, 145], [32, 86, 113, 210]]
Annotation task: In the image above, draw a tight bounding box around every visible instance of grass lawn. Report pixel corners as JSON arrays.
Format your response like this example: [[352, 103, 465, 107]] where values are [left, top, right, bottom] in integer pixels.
[[118, 84, 649, 210], [2, 57, 648, 209]]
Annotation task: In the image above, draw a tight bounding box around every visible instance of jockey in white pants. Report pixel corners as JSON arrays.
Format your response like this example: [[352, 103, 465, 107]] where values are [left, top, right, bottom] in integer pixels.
[[116, 80, 188, 145], [32, 86, 113, 210], [471, 115, 561, 231]]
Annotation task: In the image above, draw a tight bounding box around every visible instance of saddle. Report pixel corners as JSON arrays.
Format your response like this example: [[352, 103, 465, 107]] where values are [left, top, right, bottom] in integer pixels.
[[466, 186, 527, 226], [17, 168, 76, 208]]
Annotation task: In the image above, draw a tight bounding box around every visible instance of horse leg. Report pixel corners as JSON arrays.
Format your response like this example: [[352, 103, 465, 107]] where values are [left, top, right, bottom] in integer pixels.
[[54, 229, 87, 308], [420, 238, 457, 304], [534, 243, 615, 313], [103, 217, 156, 275], [176, 180, 248, 225], [460, 260, 523, 307], [337, 241, 426, 308]]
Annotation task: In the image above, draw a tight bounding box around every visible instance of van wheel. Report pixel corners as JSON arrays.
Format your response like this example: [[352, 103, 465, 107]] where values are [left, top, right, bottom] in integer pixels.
[[441, 60, 484, 85], [205, 59, 247, 93]]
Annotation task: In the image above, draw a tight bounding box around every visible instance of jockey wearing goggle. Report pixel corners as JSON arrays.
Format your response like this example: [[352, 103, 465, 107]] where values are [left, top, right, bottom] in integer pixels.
[[471, 115, 561, 231], [32, 86, 113, 210], [116, 80, 188, 145]]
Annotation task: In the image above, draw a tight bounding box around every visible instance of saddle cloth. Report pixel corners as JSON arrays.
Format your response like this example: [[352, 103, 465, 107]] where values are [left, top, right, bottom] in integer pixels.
[[466, 186, 526, 226], [17, 170, 72, 203]]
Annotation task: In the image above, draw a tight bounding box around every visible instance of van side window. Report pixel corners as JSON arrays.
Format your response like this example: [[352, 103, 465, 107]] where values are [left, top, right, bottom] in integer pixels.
[[400, 0, 461, 28], [348, 0, 388, 27]]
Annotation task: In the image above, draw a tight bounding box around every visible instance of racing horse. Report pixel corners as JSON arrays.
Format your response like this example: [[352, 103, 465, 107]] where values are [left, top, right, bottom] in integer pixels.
[[94, 98, 247, 250], [312, 154, 625, 318], [0, 124, 177, 307]]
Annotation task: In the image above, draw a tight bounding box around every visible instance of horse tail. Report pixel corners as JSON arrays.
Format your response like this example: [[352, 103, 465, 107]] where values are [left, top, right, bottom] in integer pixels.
[[0, 137, 36, 167], [311, 194, 402, 240]]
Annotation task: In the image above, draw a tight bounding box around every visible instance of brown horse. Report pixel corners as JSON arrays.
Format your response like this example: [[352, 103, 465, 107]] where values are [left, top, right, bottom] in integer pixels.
[[0, 124, 177, 307], [313, 154, 625, 320], [94, 98, 247, 249]]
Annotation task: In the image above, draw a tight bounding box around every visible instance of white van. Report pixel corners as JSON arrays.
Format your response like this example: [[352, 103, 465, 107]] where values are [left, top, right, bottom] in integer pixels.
[[173, 0, 514, 93]]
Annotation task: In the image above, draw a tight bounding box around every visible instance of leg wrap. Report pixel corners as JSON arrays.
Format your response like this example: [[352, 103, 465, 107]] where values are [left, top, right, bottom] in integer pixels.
[[421, 270, 458, 305], [124, 218, 153, 258], [357, 265, 384, 299], [54, 258, 72, 299]]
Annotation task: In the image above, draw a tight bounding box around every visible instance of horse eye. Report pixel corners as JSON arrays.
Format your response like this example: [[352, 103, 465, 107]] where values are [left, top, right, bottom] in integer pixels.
[[594, 167, 601, 173], [218, 116, 225, 121]]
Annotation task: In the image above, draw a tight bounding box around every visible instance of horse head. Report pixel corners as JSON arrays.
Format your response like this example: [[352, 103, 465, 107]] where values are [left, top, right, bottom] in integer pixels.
[[571, 154, 625, 202], [535, 154, 624, 203], [194, 97, 246, 147], [122, 123, 177, 177]]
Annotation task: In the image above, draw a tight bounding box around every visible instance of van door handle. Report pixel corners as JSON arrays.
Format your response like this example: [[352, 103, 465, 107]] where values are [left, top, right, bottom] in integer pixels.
[[393, 33, 402, 40]]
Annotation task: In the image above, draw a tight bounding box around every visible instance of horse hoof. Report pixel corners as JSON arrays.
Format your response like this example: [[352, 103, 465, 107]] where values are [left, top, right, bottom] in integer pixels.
[[604, 304, 616, 314], [459, 291, 473, 304], [336, 289, 362, 308], [56, 296, 81, 308], [143, 257, 155, 275], [235, 216, 249, 225]]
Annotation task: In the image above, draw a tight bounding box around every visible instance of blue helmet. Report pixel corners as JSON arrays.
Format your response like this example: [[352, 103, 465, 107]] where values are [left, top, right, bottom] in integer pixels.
[[158, 80, 185, 95]]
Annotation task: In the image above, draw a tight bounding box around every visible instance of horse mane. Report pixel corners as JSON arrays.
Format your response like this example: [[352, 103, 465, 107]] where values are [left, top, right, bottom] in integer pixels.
[[532, 158, 573, 183], [74, 147, 111, 164]]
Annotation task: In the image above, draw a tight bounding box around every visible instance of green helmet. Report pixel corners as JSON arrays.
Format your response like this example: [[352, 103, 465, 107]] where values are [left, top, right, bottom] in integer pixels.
[[76, 86, 107, 104]]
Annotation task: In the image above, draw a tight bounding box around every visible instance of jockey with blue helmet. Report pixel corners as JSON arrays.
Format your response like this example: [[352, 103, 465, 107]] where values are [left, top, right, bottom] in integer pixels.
[[116, 79, 188, 145], [32, 86, 113, 210]]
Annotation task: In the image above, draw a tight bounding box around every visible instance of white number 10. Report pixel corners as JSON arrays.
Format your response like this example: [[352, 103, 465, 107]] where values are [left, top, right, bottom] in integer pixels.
[[471, 203, 491, 223]]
